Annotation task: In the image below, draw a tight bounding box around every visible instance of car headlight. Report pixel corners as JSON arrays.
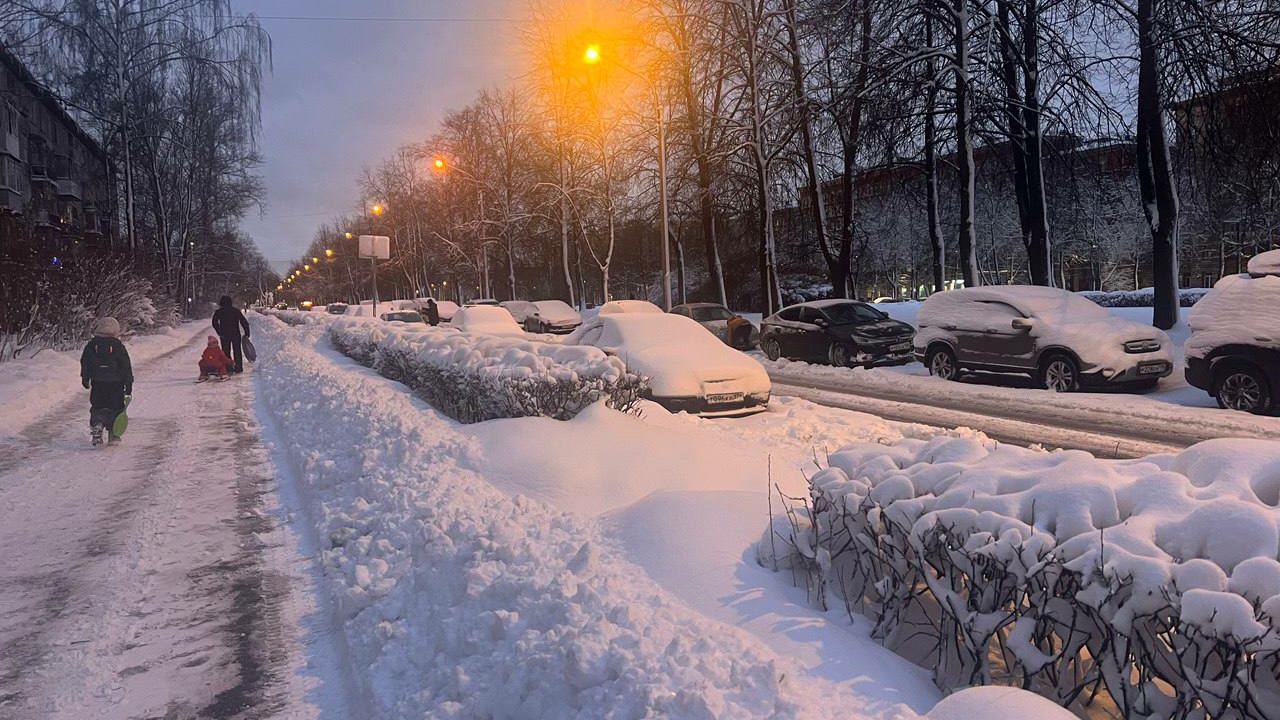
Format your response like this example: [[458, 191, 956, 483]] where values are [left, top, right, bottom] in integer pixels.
[[1124, 340, 1162, 354]]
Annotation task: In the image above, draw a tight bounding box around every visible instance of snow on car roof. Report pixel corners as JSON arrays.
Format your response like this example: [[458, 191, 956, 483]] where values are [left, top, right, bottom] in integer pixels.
[[451, 305, 523, 335], [598, 299, 663, 315], [924, 285, 1110, 321], [1247, 248, 1280, 276], [795, 299, 869, 309], [596, 312, 723, 349]]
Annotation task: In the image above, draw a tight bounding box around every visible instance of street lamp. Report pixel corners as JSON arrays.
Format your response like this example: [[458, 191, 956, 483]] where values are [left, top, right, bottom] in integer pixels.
[[581, 42, 671, 311], [325, 248, 334, 259], [432, 156, 493, 298], [344, 231, 354, 240], [371, 203, 385, 216]]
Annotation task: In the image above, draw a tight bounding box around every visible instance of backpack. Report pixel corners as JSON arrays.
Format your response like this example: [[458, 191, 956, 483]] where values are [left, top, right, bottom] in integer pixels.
[[88, 339, 119, 380]]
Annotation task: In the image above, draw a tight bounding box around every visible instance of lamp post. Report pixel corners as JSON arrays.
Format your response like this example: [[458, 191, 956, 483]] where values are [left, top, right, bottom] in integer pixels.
[[582, 43, 672, 311], [431, 156, 491, 299]]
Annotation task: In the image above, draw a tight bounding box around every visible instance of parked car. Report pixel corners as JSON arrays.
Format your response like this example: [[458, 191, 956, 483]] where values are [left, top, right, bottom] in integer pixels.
[[326, 302, 349, 315], [523, 300, 583, 334], [565, 313, 770, 416], [381, 310, 426, 323], [500, 300, 540, 324], [914, 286, 1173, 392], [670, 303, 758, 350], [1185, 249, 1280, 413], [466, 298, 500, 307], [412, 297, 460, 323], [598, 299, 663, 315], [450, 305, 524, 336], [760, 300, 915, 368]]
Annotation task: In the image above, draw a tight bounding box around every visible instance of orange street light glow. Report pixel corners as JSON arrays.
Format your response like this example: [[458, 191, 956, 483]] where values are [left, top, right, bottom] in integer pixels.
[[432, 157, 446, 170], [304, 264, 311, 271], [312, 256, 319, 264], [371, 203, 384, 216], [325, 248, 334, 258], [344, 232, 354, 240], [583, 44, 601, 64]]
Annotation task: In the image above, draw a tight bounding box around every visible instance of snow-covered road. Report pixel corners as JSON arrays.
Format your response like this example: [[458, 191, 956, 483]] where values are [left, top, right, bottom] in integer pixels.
[[0, 329, 324, 719]]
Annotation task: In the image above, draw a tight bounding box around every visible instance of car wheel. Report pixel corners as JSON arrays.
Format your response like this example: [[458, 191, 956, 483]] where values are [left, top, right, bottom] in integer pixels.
[[926, 346, 959, 381], [1214, 364, 1271, 414], [761, 337, 781, 361], [1039, 354, 1080, 392], [828, 343, 853, 368]]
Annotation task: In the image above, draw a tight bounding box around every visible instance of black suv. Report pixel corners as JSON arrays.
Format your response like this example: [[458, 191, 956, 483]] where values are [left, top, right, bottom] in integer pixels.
[[1184, 251, 1280, 414], [760, 300, 915, 367]]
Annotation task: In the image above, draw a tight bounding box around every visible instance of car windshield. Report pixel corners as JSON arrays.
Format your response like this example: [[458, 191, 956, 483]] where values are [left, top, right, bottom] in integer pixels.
[[385, 312, 423, 323], [689, 306, 734, 322], [821, 302, 885, 325]]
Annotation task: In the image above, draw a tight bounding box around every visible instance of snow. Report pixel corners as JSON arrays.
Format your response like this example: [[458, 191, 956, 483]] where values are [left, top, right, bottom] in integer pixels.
[[412, 297, 460, 321], [251, 315, 937, 719], [597, 299, 664, 315], [566, 313, 771, 398], [531, 299, 583, 326], [1247, 248, 1280, 276], [1186, 271, 1280, 359], [925, 686, 1077, 720], [914, 286, 1172, 376], [450, 304, 525, 335], [0, 322, 206, 441]]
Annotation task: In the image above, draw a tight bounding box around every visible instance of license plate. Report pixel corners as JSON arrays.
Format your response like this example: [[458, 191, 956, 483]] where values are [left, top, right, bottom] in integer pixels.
[[890, 342, 912, 353], [1139, 363, 1168, 375], [706, 392, 744, 405]]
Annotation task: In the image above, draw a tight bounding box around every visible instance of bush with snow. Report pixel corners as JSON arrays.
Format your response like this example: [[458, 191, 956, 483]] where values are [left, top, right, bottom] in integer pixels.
[[763, 436, 1280, 719], [328, 318, 645, 423], [1078, 286, 1209, 308]]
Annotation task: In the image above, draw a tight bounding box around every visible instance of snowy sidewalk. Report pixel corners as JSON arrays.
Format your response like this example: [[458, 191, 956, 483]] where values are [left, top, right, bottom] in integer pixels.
[[0, 330, 317, 719]]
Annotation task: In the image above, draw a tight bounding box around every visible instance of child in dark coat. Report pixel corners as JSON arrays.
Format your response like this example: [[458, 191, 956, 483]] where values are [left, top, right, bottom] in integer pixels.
[[199, 335, 235, 381], [79, 317, 133, 445]]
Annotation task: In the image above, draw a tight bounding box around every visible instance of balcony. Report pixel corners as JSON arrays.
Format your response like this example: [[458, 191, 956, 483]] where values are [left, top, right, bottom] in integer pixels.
[[1, 132, 19, 160], [29, 164, 55, 186], [56, 178, 82, 200]]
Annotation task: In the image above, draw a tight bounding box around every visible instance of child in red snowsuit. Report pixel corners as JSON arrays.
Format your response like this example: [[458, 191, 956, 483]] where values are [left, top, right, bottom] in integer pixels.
[[199, 335, 235, 380]]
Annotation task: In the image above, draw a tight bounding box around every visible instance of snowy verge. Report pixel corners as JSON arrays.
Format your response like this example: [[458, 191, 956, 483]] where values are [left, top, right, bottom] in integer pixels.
[[1079, 286, 1209, 307], [763, 435, 1280, 719], [0, 321, 205, 440], [328, 317, 644, 422], [251, 315, 923, 719]]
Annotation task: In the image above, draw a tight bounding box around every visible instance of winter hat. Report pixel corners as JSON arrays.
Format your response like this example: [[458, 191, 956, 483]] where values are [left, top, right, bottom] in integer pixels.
[[93, 317, 121, 338], [218, 295, 234, 308], [207, 335, 219, 346]]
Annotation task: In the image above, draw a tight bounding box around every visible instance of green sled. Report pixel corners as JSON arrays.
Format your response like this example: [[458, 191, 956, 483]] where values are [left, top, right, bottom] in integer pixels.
[[112, 395, 132, 437]]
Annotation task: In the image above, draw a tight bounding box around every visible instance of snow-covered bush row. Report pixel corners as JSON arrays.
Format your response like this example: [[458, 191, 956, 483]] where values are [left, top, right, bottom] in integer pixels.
[[328, 318, 645, 422], [254, 316, 904, 719], [1077, 286, 1209, 308], [258, 308, 334, 326], [763, 436, 1280, 719]]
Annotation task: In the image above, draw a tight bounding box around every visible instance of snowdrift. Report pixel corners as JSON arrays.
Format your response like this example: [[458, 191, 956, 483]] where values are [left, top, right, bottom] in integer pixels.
[[1078, 287, 1210, 308], [254, 316, 919, 719], [764, 436, 1280, 719], [328, 318, 645, 422]]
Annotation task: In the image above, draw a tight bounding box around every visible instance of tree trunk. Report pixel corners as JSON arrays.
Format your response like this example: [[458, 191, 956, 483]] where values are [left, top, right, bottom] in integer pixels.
[[1136, 0, 1180, 329], [953, 0, 980, 286], [925, 16, 946, 293], [679, 46, 726, 305]]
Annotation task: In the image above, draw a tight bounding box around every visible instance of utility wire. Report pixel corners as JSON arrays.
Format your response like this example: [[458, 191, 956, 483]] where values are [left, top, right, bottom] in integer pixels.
[[242, 14, 516, 24]]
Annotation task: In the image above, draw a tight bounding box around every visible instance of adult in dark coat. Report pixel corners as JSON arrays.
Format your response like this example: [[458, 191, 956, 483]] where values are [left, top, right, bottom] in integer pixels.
[[212, 295, 251, 373], [424, 298, 441, 326]]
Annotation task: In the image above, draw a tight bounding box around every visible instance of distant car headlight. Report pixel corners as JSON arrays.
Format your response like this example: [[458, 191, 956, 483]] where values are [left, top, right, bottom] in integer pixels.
[[1124, 340, 1162, 354]]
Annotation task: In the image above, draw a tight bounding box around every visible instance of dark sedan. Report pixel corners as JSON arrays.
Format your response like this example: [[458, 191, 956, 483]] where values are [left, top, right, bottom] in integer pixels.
[[760, 300, 915, 368]]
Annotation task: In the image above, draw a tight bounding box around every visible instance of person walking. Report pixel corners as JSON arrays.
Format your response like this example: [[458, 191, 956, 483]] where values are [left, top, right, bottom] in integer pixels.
[[212, 295, 251, 373], [424, 298, 440, 326], [80, 317, 133, 445]]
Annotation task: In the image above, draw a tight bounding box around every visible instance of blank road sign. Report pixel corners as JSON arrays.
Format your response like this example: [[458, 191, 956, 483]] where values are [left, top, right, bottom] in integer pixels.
[[358, 235, 390, 259]]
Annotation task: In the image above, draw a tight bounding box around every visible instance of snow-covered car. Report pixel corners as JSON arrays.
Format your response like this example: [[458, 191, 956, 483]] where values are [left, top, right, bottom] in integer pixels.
[[523, 300, 583, 334], [1185, 249, 1280, 414], [465, 298, 500, 307], [597, 299, 663, 315], [381, 310, 426, 324], [670, 303, 759, 350], [500, 300, 539, 324], [760, 300, 915, 367], [326, 302, 349, 315], [450, 305, 524, 336], [565, 313, 770, 416], [412, 297, 460, 323], [914, 286, 1173, 392]]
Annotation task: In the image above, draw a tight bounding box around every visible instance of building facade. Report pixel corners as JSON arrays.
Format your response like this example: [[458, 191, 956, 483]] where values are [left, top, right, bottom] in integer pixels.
[[0, 43, 114, 252]]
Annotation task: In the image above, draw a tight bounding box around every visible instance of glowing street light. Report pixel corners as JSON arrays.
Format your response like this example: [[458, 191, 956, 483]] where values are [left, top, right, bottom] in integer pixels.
[[432, 156, 446, 170], [582, 43, 601, 64], [304, 264, 311, 272], [312, 256, 319, 264], [344, 231, 354, 240], [370, 203, 385, 216], [325, 248, 334, 258]]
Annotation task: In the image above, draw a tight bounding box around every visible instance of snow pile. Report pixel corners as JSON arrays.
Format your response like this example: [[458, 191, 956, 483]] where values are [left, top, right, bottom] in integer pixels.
[[328, 318, 644, 422], [260, 308, 335, 326], [253, 315, 919, 720], [765, 436, 1280, 718], [1078, 287, 1210, 307], [1186, 271, 1280, 359], [1247, 249, 1280, 276]]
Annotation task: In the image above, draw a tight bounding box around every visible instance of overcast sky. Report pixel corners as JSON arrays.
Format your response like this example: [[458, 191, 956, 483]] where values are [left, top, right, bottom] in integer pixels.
[[230, 1, 522, 272]]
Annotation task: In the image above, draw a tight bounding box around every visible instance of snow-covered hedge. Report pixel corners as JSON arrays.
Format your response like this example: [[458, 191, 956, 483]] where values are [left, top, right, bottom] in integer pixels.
[[328, 318, 645, 422], [258, 308, 332, 326], [763, 437, 1280, 719], [1078, 287, 1209, 308]]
